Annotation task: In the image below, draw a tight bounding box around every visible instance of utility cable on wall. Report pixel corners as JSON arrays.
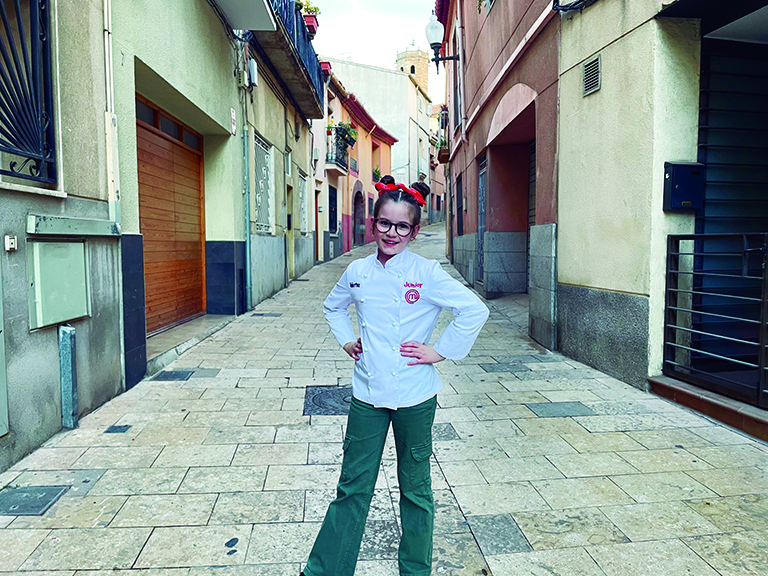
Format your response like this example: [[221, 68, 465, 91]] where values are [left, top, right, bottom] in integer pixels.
[[552, 0, 599, 12]]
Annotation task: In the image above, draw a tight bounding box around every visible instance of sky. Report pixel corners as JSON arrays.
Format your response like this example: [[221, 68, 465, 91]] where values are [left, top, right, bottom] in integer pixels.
[[310, 0, 447, 105]]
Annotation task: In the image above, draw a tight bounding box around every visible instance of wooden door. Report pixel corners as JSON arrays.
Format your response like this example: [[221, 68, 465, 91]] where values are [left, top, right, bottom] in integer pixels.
[[137, 122, 204, 335]]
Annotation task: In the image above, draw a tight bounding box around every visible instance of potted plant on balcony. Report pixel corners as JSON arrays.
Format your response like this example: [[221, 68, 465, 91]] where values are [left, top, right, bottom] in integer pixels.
[[303, 3, 320, 39], [372, 166, 381, 183], [338, 121, 357, 146], [437, 137, 449, 164]]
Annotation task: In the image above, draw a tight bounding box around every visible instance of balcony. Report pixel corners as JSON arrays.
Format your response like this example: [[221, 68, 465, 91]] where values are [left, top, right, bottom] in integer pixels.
[[249, 0, 324, 119], [326, 128, 349, 176]]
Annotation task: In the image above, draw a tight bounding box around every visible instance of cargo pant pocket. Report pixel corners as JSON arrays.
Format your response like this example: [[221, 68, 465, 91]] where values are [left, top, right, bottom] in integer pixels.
[[407, 441, 433, 486]]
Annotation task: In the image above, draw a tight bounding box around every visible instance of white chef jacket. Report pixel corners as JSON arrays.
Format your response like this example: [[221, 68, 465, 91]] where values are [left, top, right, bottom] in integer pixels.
[[324, 248, 490, 409]]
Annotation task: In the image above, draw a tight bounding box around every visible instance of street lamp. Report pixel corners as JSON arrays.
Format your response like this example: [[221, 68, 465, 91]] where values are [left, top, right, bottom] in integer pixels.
[[425, 12, 458, 74]]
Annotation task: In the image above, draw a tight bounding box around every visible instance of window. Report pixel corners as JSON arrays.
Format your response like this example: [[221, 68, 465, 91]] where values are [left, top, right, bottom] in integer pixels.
[[299, 174, 308, 233], [0, 0, 56, 184], [410, 65, 415, 74], [253, 133, 273, 234], [452, 32, 462, 131], [136, 97, 202, 152], [368, 197, 374, 215], [329, 186, 338, 233]]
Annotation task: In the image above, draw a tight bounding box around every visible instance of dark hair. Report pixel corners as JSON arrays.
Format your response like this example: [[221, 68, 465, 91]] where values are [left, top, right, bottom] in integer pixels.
[[410, 181, 430, 199], [372, 174, 423, 227]]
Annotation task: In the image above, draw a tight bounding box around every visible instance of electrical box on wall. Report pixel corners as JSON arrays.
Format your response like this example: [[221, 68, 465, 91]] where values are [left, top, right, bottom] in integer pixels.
[[28, 241, 91, 330], [663, 162, 705, 212]]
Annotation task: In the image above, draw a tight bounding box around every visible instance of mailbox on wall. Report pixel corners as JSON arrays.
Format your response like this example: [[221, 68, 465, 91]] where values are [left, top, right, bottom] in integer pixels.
[[663, 162, 705, 212], [28, 241, 91, 330]]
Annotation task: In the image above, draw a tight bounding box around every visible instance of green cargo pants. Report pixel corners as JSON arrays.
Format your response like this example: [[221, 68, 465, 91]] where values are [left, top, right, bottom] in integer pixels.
[[303, 395, 437, 576]]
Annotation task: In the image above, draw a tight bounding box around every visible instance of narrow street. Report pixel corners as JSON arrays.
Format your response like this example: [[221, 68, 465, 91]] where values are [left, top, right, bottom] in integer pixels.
[[2, 224, 768, 576]]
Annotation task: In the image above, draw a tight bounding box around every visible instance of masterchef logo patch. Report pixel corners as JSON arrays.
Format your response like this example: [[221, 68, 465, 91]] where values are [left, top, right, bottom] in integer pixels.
[[405, 289, 420, 304]]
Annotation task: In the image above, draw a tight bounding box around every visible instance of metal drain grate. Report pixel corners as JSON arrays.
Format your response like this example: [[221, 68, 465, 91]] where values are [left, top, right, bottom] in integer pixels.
[[154, 370, 193, 381], [105, 425, 132, 434], [0, 486, 68, 515], [303, 386, 353, 416]]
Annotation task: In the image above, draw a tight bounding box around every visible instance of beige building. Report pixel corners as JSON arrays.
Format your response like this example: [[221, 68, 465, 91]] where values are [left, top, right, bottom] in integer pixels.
[[556, 0, 768, 430]]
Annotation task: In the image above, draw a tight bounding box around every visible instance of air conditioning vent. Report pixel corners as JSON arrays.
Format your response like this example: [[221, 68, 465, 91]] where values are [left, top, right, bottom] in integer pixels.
[[583, 55, 601, 96]]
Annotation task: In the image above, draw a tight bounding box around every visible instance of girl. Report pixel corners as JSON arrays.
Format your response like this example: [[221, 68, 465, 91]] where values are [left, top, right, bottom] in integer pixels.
[[302, 176, 489, 576]]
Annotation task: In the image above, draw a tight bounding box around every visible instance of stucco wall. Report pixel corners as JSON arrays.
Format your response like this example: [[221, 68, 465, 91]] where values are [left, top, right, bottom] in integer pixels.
[[251, 234, 286, 304], [112, 0, 242, 239], [557, 2, 700, 383], [0, 195, 121, 471]]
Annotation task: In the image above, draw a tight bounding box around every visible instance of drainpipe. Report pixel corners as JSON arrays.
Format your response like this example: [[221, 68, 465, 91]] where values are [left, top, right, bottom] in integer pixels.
[[456, 0, 469, 145], [243, 87, 253, 311], [103, 0, 127, 395]]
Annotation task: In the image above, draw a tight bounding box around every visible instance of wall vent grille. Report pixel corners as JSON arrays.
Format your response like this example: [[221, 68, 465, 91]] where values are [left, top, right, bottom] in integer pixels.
[[583, 55, 601, 96]]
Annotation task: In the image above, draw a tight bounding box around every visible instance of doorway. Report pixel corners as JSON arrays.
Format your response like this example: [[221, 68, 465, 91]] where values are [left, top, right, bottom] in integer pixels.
[[135, 96, 205, 336], [354, 190, 365, 246]]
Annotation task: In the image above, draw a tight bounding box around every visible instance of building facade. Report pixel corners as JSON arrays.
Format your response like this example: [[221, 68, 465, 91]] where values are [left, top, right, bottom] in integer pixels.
[[0, 0, 325, 470], [323, 58, 432, 192], [312, 68, 396, 258], [436, 0, 560, 348], [556, 0, 768, 423]]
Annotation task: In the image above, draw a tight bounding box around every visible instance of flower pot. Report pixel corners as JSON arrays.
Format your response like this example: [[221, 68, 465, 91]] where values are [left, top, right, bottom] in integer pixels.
[[437, 147, 450, 163], [304, 14, 319, 36]]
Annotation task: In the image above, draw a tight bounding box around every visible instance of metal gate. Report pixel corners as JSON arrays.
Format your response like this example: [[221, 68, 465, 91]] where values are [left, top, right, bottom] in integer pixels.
[[664, 233, 768, 409], [477, 155, 487, 283]]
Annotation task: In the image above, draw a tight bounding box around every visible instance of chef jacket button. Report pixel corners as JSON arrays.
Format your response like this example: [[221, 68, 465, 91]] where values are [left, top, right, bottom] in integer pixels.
[[391, 321, 397, 327], [361, 297, 366, 302], [394, 297, 399, 302], [391, 370, 397, 376], [363, 274, 368, 278], [397, 273, 402, 278], [392, 346, 397, 351], [364, 347, 369, 352], [367, 372, 372, 377], [361, 322, 366, 327]]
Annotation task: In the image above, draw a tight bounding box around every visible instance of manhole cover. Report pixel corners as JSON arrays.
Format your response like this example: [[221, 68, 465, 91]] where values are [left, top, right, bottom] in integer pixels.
[[154, 370, 193, 381], [304, 386, 353, 416], [0, 486, 68, 516]]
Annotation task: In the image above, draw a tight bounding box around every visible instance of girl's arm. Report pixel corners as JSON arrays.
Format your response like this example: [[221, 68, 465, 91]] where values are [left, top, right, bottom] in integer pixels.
[[426, 261, 490, 360], [323, 268, 357, 350]]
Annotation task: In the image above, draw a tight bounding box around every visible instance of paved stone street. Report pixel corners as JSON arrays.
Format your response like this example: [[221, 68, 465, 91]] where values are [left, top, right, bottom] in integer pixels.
[[2, 224, 768, 576]]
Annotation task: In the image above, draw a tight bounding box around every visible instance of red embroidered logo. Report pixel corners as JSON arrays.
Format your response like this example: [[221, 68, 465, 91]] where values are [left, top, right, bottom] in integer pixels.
[[405, 289, 420, 304]]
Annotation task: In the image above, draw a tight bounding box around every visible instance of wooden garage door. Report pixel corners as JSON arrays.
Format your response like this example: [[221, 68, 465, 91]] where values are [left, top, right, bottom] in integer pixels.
[[137, 103, 204, 335]]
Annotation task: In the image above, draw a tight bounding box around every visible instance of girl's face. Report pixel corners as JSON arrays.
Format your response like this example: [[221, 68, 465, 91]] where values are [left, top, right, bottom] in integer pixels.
[[373, 200, 419, 264]]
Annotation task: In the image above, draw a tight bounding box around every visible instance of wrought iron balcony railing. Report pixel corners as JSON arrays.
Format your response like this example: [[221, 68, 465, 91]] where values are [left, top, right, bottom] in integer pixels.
[[269, 0, 324, 107], [326, 128, 348, 171], [0, 0, 56, 184]]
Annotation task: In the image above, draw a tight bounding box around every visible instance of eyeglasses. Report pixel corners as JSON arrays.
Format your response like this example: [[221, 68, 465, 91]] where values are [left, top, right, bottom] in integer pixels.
[[374, 218, 414, 237]]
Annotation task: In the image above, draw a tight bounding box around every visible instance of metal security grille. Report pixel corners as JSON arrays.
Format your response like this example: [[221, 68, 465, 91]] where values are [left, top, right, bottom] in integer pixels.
[[329, 185, 337, 233], [664, 233, 768, 409], [253, 134, 272, 233], [673, 40, 768, 407], [299, 174, 308, 233], [583, 55, 601, 97], [0, 0, 56, 184]]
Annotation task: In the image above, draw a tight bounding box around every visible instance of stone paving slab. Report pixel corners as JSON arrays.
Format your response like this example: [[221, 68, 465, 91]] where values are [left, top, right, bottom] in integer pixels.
[[3, 224, 768, 575]]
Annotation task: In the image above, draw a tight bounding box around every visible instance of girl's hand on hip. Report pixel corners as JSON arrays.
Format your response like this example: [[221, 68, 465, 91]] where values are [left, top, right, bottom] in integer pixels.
[[400, 342, 445, 365], [343, 338, 362, 360]]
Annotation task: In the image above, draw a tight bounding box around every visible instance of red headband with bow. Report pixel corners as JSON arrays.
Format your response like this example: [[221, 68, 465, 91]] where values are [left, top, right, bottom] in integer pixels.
[[374, 182, 427, 206]]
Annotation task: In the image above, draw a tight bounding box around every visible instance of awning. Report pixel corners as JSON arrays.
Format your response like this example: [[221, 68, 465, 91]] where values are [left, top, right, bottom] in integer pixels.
[[215, 0, 276, 31]]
